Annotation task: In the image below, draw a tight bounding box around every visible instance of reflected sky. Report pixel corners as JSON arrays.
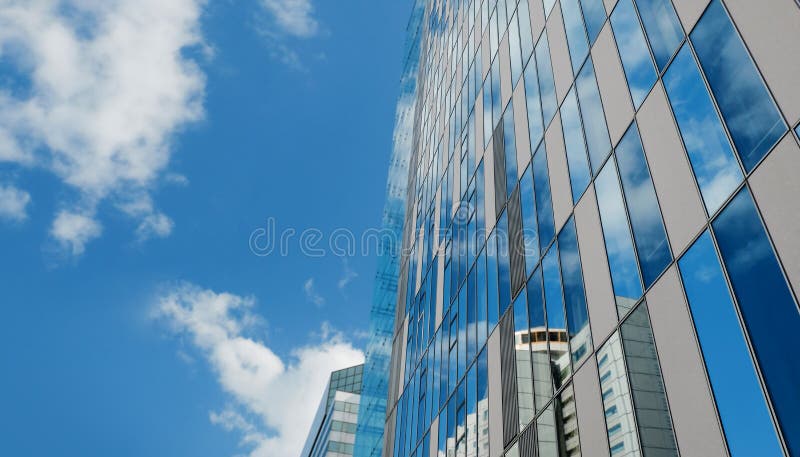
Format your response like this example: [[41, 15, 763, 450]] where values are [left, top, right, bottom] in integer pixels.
[[610, 0, 657, 108], [518, 0, 534, 65], [595, 158, 643, 314], [712, 187, 800, 456], [519, 165, 540, 276], [678, 230, 784, 457], [633, 0, 683, 70], [543, 0, 557, 19], [524, 59, 545, 150], [576, 58, 611, 174], [504, 104, 519, 198], [579, 0, 606, 45], [561, 87, 592, 203], [533, 143, 556, 251], [527, 267, 555, 410], [662, 44, 742, 215], [691, 0, 786, 171], [535, 33, 558, 125], [509, 10, 524, 86], [558, 216, 592, 366], [560, 0, 589, 73], [615, 123, 671, 287]]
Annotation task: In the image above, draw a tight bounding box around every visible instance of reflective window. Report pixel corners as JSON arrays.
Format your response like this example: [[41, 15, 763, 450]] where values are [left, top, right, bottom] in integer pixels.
[[662, 43, 742, 214], [620, 302, 678, 457], [519, 165, 540, 277], [575, 58, 611, 174], [558, 217, 592, 367], [532, 143, 556, 252], [503, 105, 519, 198], [712, 187, 800, 456], [615, 123, 671, 287], [487, 230, 500, 331], [679, 231, 784, 457], [597, 332, 640, 457], [477, 249, 488, 350], [492, 58, 503, 128], [561, 87, 592, 203], [580, 0, 606, 44], [497, 211, 512, 316], [560, 0, 590, 73], [513, 292, 535, 429], [483, 78, 493, 148], [536, 401, 576, 457], [595, 158, 643, 315], [477, 349, 489, 457], [543, 0, 558, 18], [518, 0, 535, 64], [633, 0, 683, 70], [609, 0, 657, 108], [527, 267, 554, 411], [524, 59, 545, 150], [543, 244, 571, 387], [535, 32, 559, 125], [691, 0, 787, 171], [509, 11, 524, 86]]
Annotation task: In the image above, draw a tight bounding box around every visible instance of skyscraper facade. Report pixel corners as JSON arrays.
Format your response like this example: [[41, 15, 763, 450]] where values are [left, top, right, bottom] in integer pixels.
[[303, 364, 365, 457], [382, 1, 800, 457]]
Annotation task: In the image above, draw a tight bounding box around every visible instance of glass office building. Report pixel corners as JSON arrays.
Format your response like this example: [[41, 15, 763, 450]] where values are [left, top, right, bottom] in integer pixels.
[[303, 364, 365, 457], [381, 1, 800, 457]]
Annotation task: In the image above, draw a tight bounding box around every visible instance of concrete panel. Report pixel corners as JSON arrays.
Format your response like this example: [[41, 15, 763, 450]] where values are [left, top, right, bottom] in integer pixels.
[[528, 0, 546, 45], [672, 0, 710, 32], [488, 328, 504, 457], [544, 112, 574, 234], [500, 33, 514, 110], [513, 80, 533, 179], [646, 266, 727, 457], [430, 415, 439, 457], [545, 5, 574, 105], [591, 23, 634, 147], [636, 82, 706, 256], [573, 357, 609, 457], [603, 0, 617, 17], [574, 185, 618, 345], [750, 134, 800, 295], [725, 0, 800, 124]]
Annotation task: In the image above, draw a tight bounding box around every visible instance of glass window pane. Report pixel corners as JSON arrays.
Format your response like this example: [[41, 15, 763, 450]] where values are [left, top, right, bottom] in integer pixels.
[[712, 187, 800, 456], [620, 302, 679, 457], [509, 11, 524, 86], [487, 231, 500, 331], [520, 165, 540, 277], [560, 0, 590, 73], [561, 87, 592, 203], [497, 211, 512, 316], [477, 249, 488, 350], [536, 402, 573, 457], [535, 32, 559, 125], [492, 55, 502, 128], [503, 104, 519, 198], [513, 292, 535, 429], [595, 158, 643, 315], [609, 0, 657, 108], [575, 58, 611, 174], [678, 231, 784, 457], [543, 244, 571, 387], [597, 332, 641, 457], [615, 123, 672, 288], [477, 349, 489, 457], [691, 0, 786, 171], [558, 217, 592, 367], [524, 61, 545, 150], [662, 43, 742, 214], [532, 142, 556, 251], [580, 0, 606, 44], [527, 267, 554, 411], [518, 0, 535, 64], [543, 0, 558, 18], [633, 0, 683, 70], [483, 78, 493, 148]]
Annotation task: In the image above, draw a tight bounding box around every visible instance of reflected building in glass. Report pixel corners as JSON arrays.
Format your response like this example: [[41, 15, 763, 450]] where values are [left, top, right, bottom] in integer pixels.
[[303, 364, 365, 457], [378, 1, 800, 457]]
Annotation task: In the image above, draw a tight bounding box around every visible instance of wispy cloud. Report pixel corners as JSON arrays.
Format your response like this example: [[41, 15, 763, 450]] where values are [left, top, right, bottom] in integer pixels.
[[152, 283, 364, 457], [303, 278, 325, 306], [0, 184, 31, 222], [254, 0, 321, 69], [0, 0, 207, 256], [337, 258, 358, 291]]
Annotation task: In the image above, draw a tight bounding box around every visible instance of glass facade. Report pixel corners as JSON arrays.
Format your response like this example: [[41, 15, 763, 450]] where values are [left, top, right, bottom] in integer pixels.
[[381, 1, 800, 457], [304, 365, 365, 457]]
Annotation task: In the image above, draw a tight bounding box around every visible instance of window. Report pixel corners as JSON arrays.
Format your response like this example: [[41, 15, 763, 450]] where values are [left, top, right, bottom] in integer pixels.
[[560, 0, 590, 73], [524, 56, 545, 150], [615, 123, 671, 287], [691, 0, 786, 171], [513, 291, 535, 429], [610, 442, 625, 455], [497, 211, 512, 316], [712, 187, 800, 456], [633, 0, 683, 70], [535, 32, 558, 125], [609, 0, 657, 108], [487, 230, 500, 331], [662, 43, 742, 214], [518, 0, 534, 65], [604, 405, 618, 417], [526, 267, 553, 410], [595, 157, 643, 315], [579, 0, 606, 44], [503, 105, 519, 199], [543, 244, 571, 385], [561, 87, 592, 203], [532, 143, 555, 252], [509, 10, 524, 86], [575, 58, 611, 174], [519, 166, 540, 277], [543, 0, 558, 18], [558, 217, 592, 366], [679, 230, 784, 457]]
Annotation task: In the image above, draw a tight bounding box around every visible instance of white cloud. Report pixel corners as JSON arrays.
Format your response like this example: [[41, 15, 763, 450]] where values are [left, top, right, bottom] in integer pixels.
[[0, 183, 31, 222], [303, 278, 325, 306], [50, 210, 103, 257], [259, 0, 319, 38], [0, 0, 207, 255], [337, 258, 358, 291], [153, 283, 364, 457]]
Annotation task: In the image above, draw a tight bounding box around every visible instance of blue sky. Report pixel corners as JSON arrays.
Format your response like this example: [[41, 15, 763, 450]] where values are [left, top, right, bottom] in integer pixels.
[[0, 1, 410, 455]]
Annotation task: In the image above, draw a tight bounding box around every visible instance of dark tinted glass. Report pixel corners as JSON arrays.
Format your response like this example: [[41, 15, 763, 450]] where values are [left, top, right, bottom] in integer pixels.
[[679, 231, 784, 457], [691, 0, 786, 171], [562, 88, 592, 203], [558, 217, 592, 366], [575, 58, 611, 174], [662, 43, 742, 214], [615, 124, 672, 287], [609, 0, 657, 108], [532, 143, 556, 251], [503, 106, 519, 198], [634, 0, 683, 70], [712, 187, 800, 456]]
